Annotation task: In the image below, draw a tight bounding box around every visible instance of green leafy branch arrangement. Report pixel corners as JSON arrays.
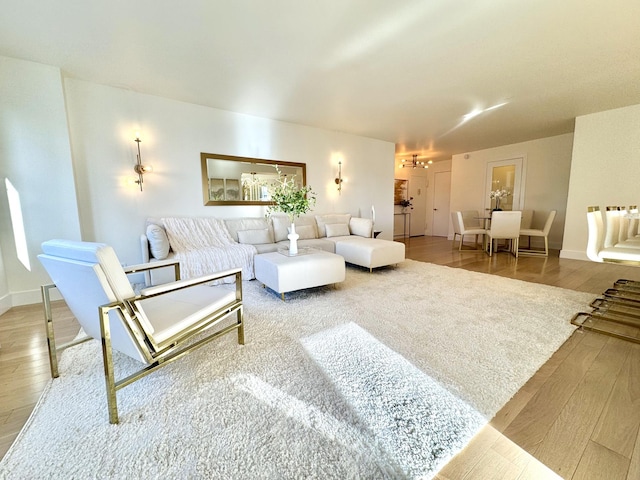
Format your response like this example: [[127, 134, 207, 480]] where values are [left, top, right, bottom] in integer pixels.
[[266, 166, 317, 222]]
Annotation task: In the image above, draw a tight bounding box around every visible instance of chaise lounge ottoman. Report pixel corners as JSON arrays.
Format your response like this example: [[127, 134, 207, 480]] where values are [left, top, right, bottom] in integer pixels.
[[332, 237, 405, 272], [254, 249, 345, 300]]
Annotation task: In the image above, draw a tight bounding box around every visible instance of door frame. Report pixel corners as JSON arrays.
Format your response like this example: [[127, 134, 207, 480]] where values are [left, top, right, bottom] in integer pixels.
[[484, 156, 527, 211]]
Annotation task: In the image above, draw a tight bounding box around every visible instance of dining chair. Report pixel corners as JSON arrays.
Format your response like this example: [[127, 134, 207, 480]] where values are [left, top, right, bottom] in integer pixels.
[[455, 211, 487, 250], [451, 211, 463, 248], [461, 210, 482, 228], [604, 206, 624, 248], [518, 210, 556, 257], [38, 239, 244, 423], [627, 205, 639, 238], [609, 206, 640, 248], [586, 206, 640, 264], [520, 209, 534, 230], [486, 211, 522, 257]]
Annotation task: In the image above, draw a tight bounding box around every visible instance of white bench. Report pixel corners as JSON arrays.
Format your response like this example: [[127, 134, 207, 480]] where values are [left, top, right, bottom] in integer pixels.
[[254, 249, 345, 300]]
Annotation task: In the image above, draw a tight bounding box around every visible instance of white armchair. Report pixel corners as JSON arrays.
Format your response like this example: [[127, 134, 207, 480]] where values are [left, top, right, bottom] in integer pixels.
[[38, 239, 244, 423]]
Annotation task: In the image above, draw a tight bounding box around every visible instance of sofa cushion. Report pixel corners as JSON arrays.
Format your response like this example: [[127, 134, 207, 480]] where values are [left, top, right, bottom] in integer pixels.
[[296, 224, 317, 240], [315, 214, 351, 237], [326, 223, 351, 238], [146, 224, 171, 259], [224, 218, 273, 243], [349, 217, 373, 238], [271, 214, 317, 242], [237, 228, 274, 245], [253, 243, 280, 254]]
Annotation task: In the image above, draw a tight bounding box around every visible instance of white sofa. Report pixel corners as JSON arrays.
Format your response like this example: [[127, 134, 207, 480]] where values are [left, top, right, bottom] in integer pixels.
[[140, 213, 405, 285]]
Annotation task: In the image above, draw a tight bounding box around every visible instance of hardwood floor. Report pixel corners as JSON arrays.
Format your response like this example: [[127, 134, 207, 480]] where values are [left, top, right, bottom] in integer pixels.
[[1, 235, 640, 478]]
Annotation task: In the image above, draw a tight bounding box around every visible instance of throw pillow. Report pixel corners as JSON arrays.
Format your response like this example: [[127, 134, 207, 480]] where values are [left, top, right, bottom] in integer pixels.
[[325, 223, 351, 238], [146, 224, 171, 259], [237, 228, 274, 245], [315, 214, 351, 237], [350, 217, 373, 237]]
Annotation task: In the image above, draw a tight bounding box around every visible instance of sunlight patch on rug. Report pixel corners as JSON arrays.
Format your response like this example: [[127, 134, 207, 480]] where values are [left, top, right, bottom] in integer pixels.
[[231, 373, 403, 476], [301, 322, 486, 479]]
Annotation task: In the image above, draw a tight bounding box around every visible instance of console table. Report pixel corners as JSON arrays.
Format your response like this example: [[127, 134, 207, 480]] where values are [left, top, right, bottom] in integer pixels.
[[394, 212, 411, 242]]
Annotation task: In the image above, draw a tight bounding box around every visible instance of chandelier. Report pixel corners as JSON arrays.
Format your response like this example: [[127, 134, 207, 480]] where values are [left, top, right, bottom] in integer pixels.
[[400, 154, 431, 169]]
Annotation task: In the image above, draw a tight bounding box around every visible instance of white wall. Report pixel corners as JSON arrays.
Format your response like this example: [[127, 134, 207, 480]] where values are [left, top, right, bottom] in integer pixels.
[[63, 78, 395, 269], [450, 133, 574, 249], [561, 104, 640, 260], [0, 56, 81, 310]]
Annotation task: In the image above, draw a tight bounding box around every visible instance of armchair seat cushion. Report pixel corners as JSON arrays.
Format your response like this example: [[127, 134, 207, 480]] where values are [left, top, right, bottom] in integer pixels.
[[135, 286, 237, 347]]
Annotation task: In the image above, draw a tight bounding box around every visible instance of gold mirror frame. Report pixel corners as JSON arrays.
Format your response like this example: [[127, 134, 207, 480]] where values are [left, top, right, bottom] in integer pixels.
[[200, 153, 307, 206]]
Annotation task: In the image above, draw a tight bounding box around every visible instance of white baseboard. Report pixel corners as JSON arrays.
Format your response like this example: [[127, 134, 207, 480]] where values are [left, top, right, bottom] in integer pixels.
[[7, 288, 63, 308], [559, 249, 590, 261], [0, 293, 11, 316]]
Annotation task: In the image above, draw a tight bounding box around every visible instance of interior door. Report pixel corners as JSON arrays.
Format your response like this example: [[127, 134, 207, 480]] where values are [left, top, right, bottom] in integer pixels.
[[432, 171, 451, 236], [409, 176, 427, 236]]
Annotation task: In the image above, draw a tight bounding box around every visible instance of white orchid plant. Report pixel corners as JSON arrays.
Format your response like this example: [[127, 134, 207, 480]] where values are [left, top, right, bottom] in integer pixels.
[[489, 188, 509, 199]]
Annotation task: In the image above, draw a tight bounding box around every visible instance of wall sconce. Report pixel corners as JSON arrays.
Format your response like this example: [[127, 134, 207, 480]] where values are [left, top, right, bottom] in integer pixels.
[[334, 160, 343, 194], [133, 132, 153, 191], [400, 154, 431, 169]]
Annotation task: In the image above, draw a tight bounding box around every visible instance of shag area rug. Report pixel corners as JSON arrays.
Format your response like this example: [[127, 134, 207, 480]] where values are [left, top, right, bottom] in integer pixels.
[[0, 260, 593, 479]]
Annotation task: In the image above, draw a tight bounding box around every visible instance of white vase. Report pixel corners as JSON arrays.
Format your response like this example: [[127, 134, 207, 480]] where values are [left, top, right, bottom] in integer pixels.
[[288, 222, 299, 255]]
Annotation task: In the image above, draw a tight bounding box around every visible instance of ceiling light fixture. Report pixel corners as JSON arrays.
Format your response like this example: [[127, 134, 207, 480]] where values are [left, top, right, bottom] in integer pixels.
[[400, 154, 429, 169]]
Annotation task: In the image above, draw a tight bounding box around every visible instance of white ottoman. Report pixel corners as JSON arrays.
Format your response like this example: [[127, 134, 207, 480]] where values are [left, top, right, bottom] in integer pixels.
[[334, 238, 405, 271], [254, 250, 345, 300]]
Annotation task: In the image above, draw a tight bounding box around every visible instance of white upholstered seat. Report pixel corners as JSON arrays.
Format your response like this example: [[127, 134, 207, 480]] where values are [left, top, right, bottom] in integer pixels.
[[38, 239, 244, 423]]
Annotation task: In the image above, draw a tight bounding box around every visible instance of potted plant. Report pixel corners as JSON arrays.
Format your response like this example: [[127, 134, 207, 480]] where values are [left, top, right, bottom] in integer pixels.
[[267, 166, 316, 254], [399, 199, 412, 213], [489, 188, 509, 211]]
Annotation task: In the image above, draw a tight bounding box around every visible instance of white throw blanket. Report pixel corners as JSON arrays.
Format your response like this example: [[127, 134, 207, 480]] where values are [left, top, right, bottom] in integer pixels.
[[161, 217, 257, 281]]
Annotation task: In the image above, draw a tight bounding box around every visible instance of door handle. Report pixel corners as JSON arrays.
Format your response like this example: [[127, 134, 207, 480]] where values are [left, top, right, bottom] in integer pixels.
[[433, 208, 438, 211]]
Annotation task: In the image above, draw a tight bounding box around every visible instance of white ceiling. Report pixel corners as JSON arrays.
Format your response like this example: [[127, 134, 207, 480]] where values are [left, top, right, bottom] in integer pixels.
[[1, 0, 639, 161]]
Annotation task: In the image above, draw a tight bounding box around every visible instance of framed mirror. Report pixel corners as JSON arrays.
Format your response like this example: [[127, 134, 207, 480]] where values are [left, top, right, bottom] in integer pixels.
[[200, 153, 307, 206], [394, 179, 408, 204]]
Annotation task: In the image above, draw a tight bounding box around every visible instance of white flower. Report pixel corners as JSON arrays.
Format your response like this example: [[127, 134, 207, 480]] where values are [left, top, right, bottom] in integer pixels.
[[489, 188, 509, 199]]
